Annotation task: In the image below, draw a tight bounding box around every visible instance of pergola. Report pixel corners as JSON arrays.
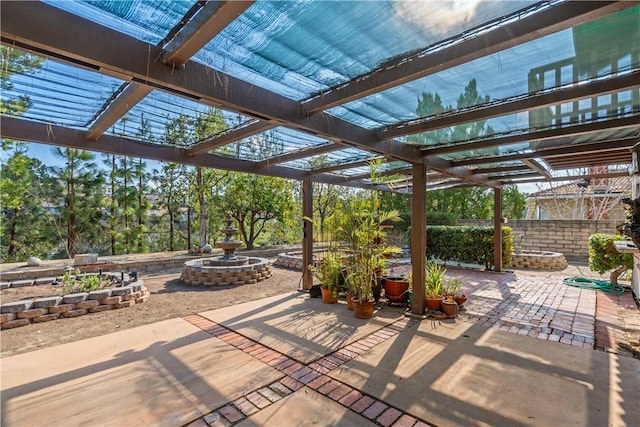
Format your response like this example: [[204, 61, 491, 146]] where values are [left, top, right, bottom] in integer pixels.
[[1, 1, 639, 315]]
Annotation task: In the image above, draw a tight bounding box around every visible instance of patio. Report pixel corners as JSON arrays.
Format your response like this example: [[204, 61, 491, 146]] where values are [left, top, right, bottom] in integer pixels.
[[2, 267, 638, 427]]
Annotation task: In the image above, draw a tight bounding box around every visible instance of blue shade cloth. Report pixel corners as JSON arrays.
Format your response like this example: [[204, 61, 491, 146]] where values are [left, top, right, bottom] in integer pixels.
[[7, 1, 637, 185], [329, 7, 640, 130], [438, 126, 640, 163], [45, 0, 194, 45], [213, 126, 333, 162], [102, 90, 253, 145], [1, 55, 123, 128], [195, 0, 537, 100]]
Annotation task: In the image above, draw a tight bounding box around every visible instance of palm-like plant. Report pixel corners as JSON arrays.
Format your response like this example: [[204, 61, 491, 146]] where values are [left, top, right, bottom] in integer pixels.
[[344, 209, 402, 303], [425, 261, 446, 298]]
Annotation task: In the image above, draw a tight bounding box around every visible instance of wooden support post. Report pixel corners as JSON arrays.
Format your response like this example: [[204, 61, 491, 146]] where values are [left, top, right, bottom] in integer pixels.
[[494, 187, 503, 273], [302, 177, 314, 290], [410, 161, 427, 315]]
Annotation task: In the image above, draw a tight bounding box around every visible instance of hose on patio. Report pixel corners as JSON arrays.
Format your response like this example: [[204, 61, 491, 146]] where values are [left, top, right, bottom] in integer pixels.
[[562, 277, 626, 295]]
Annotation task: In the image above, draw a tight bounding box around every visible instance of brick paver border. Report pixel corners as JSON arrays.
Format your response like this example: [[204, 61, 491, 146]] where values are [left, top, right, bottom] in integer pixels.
[[183, 314, 430, 427]]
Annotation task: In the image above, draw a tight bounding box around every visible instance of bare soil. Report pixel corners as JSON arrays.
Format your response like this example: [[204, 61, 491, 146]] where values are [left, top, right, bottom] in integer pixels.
[[1, 265, 304, 358]]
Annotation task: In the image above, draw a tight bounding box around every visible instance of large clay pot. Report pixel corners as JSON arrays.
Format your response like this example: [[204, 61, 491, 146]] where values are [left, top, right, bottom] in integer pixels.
[[454, 294, 468, 307], [321, 287, 338, 304], [352, 297, 374, 319], [383, 277, 409, 304], [345, 291, 355, 310], [425, 296, 443, 312], [441, 300, 458, 318]]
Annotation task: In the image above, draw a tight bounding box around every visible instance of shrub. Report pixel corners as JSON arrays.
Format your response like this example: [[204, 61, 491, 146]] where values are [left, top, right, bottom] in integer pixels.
[[426, 226, 513, 270], [588, 233, 633, 284]]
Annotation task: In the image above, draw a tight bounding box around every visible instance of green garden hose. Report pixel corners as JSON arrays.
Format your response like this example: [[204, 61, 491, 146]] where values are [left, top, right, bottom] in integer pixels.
[[562, 277, 626, 295]]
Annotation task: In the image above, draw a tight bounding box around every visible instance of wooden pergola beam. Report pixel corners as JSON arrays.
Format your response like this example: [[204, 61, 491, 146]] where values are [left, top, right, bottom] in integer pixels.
[[428, 116, 640, 158], [85, 1, 254, 141]]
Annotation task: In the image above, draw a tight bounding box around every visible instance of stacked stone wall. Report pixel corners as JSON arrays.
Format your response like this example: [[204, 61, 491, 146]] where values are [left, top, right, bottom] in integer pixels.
[[1, 282, 148, 329], [456, 219, 619, 261]]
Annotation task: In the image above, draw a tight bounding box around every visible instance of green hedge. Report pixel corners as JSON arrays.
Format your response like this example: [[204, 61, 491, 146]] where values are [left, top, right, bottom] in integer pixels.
[[588, 233, 633, 274], [426, 226, 513, 270]]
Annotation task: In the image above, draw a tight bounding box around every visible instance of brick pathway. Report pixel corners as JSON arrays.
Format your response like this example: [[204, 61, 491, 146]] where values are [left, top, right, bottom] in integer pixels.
[[388, 264, 639, 355], [182, 264, 639, 426], [595, 290, 640, 356]]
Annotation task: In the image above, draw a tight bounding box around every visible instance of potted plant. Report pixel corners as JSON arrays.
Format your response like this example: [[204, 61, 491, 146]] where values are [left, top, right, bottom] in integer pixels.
[[443, 277, 467, 307], [308, 248, 344, 304], [339, 159, 403, 318], [424, 261, 446, 312], [344, 209, 401, 318]]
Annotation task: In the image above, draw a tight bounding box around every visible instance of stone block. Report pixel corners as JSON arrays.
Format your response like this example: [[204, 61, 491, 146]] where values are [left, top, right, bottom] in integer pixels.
[[0, 313, 17, 323], [32, 296, 63, 308], [48, 304, 75, 314], [1, 300, 34, 313], [63, 309, 88, 318], [88, 289, 112, 300], [1, 318, 31, 329], [114, 300, 135, 309], [33, 313, 61, 323], [0, 282, 10, 289], [89, 305, 113, 313], [99, 296, 122, 305], [17, 308, 49, 319], [11, 279, 35, 288], [62, 293, 89, 304], [34, 277, 57, 285], [111, 286, 133, 296], [76, 300, 99, 309]]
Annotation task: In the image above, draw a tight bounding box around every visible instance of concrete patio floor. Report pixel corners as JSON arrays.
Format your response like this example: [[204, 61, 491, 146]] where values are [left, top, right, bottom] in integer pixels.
[[2, 268, 639, 427]]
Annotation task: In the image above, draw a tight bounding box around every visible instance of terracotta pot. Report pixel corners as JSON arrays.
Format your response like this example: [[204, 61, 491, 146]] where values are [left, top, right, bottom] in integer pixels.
[[345, 291, 355, 310], [454, 294, 468, 307], [383, 277, 409, 303], [441, 300, 458, 318], [352, 297, 374, 319], [425, 296, 443, 312], [321, 287, 338, 304]]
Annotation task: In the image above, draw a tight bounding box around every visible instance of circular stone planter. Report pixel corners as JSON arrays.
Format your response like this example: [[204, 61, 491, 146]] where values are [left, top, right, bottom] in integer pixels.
[[273, 251, 318, 270], [0, 281, 148, 329], [180, 257, 272, 286], [510, 250, 567, 270]]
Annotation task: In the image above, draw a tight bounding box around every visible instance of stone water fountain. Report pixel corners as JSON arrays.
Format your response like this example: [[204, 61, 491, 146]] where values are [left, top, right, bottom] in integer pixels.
[[181, 217, 272, 286], [210, 217, 247, 266]]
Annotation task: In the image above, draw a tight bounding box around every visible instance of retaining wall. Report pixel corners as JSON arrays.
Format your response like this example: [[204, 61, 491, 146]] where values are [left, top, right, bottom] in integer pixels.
[[457, 219, 619, 261], [0, 282, 148, 329]]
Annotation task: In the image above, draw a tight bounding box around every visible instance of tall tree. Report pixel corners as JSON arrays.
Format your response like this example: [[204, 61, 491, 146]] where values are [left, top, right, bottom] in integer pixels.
[[0, 46, 44, 117], [49, 148, 105, 258], [215, 173, 295, 250], [192, 109, 228, 247], [0, 145, 54, 262]]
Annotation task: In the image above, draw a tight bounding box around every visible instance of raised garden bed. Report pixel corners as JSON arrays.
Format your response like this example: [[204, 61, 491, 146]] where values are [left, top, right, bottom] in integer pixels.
[[0, 272, 148, 329]]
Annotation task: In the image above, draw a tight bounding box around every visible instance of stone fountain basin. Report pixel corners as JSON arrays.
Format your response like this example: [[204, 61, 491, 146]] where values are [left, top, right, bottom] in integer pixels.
[[510, 250, 567, 270], [181, 257, 272, 286]]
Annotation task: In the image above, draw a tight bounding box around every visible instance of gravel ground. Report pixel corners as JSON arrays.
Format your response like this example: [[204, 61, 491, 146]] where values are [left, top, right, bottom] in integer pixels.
[[0, 265, 304, 358]]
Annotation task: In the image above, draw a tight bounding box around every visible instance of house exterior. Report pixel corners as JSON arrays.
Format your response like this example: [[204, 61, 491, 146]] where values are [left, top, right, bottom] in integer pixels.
[[524, 174, 631, 221]]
